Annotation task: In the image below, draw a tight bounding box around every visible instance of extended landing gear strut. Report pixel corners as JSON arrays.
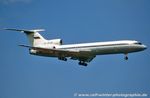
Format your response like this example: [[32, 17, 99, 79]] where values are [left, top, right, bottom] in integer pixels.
[[78, 61, 88, 66], [124, 54, 128, 60]]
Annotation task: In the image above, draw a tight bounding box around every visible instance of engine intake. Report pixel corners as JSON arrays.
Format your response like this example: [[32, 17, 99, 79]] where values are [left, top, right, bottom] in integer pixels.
[[48, 39, 63, 45]]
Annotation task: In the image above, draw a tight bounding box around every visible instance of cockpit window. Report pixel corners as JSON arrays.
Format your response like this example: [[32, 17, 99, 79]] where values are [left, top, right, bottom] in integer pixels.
[[135, 42, 142, 45], [138, 42, 142, 45]]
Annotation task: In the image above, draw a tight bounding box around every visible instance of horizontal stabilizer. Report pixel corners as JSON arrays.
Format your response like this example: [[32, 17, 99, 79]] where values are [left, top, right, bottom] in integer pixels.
[[19, 44, 31, 48], [4, 28, 45, 33]]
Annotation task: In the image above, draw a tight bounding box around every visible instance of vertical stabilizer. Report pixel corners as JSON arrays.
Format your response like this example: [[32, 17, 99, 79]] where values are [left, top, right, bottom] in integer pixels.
[[4, 28, 46, 47]]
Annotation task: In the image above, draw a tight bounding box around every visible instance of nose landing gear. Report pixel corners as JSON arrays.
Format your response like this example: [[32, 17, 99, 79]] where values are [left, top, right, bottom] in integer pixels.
[[124, 53, 128, 60]]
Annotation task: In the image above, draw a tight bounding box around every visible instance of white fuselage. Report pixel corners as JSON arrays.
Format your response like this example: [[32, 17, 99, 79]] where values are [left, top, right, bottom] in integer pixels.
[[33, 40, 147, 57]]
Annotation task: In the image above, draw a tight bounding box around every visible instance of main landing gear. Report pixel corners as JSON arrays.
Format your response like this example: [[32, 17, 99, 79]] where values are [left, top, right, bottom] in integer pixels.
[[124, 54, 128, 60], [78, 61, 88, 66], [58, 57, 67, 61]]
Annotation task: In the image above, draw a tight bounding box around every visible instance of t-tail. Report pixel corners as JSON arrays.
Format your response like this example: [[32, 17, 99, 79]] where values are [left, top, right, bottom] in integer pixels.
[[4, 28, 46, 47]]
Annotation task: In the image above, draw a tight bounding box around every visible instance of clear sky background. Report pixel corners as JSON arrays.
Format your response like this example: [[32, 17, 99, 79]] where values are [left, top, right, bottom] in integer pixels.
[[0, 0, 150, 98]]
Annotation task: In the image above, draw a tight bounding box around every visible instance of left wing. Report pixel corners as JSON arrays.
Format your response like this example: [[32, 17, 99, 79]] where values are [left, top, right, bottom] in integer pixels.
[[19, 45, 96, 64]]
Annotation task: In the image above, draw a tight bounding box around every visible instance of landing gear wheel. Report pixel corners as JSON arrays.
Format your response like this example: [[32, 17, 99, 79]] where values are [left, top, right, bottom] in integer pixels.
[[124, 56, 128, 60], [79, 61, 82, 65], [124, 53, 128, 60], [78, 61, 88, 66], [63, 58, 67, 61], [83, 63, 87, 66], [58, 57, 67, 61]]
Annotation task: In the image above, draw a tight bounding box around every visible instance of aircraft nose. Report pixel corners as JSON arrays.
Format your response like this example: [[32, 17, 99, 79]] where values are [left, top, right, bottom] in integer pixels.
[[142, 45, 147, 50]]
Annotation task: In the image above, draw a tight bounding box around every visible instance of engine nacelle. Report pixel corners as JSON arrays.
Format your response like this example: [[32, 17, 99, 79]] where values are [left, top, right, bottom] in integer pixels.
[[48, 39, 63, 45]]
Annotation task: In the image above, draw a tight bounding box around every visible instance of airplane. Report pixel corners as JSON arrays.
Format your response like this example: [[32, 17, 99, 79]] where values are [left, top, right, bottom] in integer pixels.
[[4, 28, 147, 66]]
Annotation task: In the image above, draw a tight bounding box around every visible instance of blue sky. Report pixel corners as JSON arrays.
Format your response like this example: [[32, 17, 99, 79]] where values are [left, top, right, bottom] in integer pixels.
[[0, 0, 150, 98]]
